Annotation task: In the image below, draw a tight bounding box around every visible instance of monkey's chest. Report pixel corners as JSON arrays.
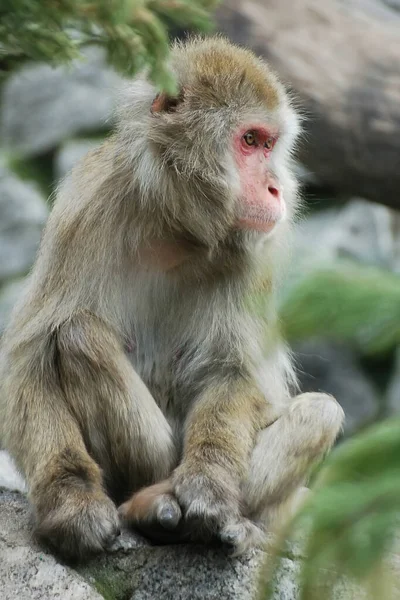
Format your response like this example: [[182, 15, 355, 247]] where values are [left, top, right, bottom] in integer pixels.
[[126, 332, 190, 425]]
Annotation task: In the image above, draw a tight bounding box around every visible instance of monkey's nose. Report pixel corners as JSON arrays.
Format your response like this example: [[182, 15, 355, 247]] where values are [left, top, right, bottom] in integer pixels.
[[268, 184, 280, 199]]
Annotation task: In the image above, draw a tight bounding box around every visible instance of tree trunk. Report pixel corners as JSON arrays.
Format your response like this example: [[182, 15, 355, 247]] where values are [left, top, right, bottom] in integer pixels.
[[217, 0, 400, 209]]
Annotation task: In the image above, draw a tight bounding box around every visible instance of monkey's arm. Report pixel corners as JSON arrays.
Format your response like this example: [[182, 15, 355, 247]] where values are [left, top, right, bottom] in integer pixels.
[[171, 372, 276, 545]]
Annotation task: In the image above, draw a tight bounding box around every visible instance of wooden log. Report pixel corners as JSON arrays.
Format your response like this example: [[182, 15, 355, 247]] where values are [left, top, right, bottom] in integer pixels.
[[217, 0, 400, 209]]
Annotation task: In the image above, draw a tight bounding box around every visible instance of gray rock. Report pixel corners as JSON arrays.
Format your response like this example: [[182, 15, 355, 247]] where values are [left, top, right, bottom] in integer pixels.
[[1, 47, 121, 157], [0, 490, 267, 600], [0, 278, 27, 333], [0, 451, 26, 492], [293, 198, 397, 276], [55, 139, 102, 180], [0, 491, 103, 600], [294, 340, 380, 435], [0, 165, 48, 281], [1, 488, 398, 599]]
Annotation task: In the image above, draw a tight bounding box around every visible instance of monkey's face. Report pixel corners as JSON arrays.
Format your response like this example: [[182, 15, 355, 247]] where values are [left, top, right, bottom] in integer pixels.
[[234, 126, 285, 234]]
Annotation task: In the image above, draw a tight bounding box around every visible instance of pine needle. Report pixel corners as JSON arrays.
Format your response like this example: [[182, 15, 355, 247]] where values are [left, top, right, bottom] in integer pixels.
[[281, 262, 400, 354]]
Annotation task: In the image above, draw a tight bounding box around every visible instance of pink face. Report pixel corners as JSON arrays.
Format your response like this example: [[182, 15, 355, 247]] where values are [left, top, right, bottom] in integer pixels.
[[234, 126, 284, 233]]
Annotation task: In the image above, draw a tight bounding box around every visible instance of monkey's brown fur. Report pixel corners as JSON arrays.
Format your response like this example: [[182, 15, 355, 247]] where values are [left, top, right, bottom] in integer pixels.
[[0, 37, 344, 560]]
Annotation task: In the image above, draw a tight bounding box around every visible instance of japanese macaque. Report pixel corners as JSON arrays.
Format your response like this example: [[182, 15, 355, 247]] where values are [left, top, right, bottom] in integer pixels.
[[0, 37, 344, 560]]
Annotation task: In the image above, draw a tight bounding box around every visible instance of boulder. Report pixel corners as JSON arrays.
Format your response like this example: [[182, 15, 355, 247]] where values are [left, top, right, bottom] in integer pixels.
[[55, 139, 102, 181], [293, 340, 380, 435], [1, 47, 121, 157], [0, 279, 27, 334], [0, 487, 266, 600], [0, 164, 48, 282], [292, 198, 397, 274]]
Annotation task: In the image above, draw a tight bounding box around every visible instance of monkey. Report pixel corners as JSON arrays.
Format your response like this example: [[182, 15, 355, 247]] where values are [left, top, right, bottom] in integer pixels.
[[0, 36, 344, 561]]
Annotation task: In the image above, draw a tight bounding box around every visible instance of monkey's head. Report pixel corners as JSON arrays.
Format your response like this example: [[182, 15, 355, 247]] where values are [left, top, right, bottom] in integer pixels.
[[118, 37, 301, 249]]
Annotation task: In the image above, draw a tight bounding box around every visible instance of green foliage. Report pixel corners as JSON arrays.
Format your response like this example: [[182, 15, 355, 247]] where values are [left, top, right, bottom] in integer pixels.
[[0, 0, 217, 91], [259, 262, 400, 599], [260, 418, 400, 600], [281, 262, 400, 355]]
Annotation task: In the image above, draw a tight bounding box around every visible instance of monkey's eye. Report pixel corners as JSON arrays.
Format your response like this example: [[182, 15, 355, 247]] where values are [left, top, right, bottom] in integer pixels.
[[243, 131, 257, 146], [264, 137, 275, 150]]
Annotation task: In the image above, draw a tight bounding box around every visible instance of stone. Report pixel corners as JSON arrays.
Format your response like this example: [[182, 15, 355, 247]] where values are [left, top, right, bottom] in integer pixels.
[[0, 278, 27, 333], [0, 489, 267, 600], [55, 139, 102, 180], [1, 474, 399, 599], [0, 451, 26, 492], [292, 198, 397, 275], [0, 164, 48, 282], [0, 490, 103, 600], [293, 340, 380, 435], [1, 47, 121, 157]]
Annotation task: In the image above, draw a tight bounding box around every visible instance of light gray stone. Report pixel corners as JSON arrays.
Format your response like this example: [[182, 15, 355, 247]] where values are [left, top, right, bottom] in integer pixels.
[[1, 488, 398, 599], [55, 139, 102, 180], [0, 451, 26, 492], [0, 165, 48, 281], [1, 47, 121, 157], [293, 198, 397, 274], [0, 278, 27, 333], [0, 490, 268, 600], [0, 491, 103, 600]]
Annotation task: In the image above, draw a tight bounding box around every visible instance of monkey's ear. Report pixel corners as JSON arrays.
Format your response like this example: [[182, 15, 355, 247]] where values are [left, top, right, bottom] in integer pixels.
[[150, 90, 184, 114]]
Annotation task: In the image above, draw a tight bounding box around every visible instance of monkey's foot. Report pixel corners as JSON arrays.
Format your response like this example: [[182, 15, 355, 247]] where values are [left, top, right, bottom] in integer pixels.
[[171, 469, 266, 554], [119, 481, 188, 545], [35, 489, 120, 561], [219, 519, 266, 555]]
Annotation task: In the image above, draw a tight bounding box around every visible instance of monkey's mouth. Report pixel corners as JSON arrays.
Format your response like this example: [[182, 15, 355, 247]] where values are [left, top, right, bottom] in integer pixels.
[[237, 204, 282, 233], [237, 217, 276, 233]]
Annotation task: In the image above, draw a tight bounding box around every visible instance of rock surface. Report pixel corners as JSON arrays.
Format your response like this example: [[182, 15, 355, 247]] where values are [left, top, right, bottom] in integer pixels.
[[294, 340, 380, 435], [0, 451, 26, 492], [55, 139, 102, 180], [0, 279, 27, 334], [0, 453, 303, 600], [0, 488, 268, 600], [0, 163, 48, 282], [2, 482, 398, 600], [292, 198, 398, 274], [1, 47, 121, 157]]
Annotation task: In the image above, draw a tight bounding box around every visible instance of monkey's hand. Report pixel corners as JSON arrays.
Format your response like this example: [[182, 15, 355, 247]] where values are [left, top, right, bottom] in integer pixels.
[[171, 464, 266, 555]]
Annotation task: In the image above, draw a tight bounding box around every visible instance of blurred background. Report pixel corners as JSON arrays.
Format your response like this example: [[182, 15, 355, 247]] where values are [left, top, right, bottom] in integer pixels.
[[0, 0, 399, 447]]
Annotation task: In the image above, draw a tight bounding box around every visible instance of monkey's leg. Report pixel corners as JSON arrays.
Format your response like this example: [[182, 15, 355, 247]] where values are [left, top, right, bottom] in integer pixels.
[[3, 314, 176, 560], [241, 392, 344, 527], [2, 377, 121, 561], [120, 375, 273, 549]]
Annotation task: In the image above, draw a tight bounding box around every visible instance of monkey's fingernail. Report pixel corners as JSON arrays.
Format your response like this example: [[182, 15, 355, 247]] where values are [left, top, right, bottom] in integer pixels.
[[159, 505, 181, 529]]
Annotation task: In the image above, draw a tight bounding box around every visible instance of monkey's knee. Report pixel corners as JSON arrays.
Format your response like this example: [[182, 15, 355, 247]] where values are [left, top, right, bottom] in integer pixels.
[[288, 392, 344, 453], [242, 394, 343, 520]]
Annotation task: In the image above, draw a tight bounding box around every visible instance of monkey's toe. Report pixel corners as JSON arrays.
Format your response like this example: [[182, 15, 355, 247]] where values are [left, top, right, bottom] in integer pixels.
[[220, 519, 266, 556]]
